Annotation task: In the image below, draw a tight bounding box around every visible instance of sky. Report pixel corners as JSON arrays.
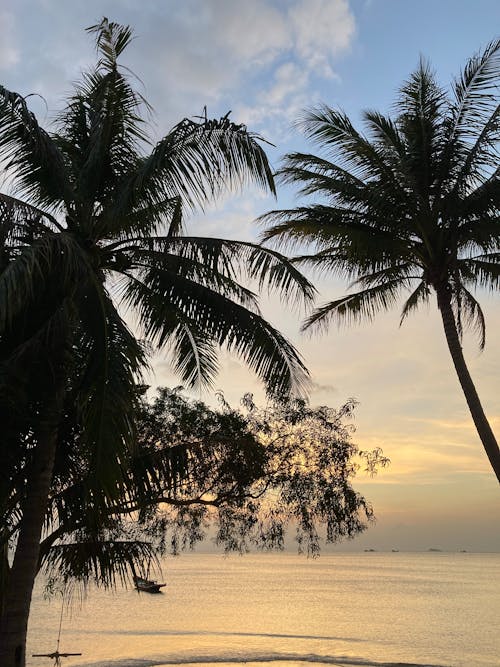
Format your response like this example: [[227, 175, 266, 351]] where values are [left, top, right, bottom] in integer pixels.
[[1, 0, 499, 552]]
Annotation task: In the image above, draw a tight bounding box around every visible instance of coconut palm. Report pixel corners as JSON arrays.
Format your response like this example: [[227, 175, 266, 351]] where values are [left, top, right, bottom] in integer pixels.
[[0, 19, 313, 666], [261, 40, 500, 483]]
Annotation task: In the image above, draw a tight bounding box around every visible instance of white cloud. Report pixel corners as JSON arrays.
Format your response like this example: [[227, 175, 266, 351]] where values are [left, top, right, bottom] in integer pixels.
[[0, 1, 356, 179], [262, 62, 309, 106], [289, 0, 356, 75]]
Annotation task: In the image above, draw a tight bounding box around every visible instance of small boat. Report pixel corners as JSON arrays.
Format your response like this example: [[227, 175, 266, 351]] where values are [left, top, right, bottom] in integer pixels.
[[134, 576, 166, 594]]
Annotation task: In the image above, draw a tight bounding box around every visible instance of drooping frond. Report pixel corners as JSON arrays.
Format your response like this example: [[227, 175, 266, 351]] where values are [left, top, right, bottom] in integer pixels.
[[261, 204, 416, 265], [0, 232, 87, 334], [400, 279, 431, 325], [118, 234, 316, 306], [0, 86, 70, 207], [451, 285, 486, 350], [0, 193, 62, 277], [261, 205, 368, 250], [112, 114, 275, 218], [459, 254, 500, 290], [459, 170, 500, 222], [76, 283, 146, 499], [303, 280, 404, 332], [41, 537, 157, 589], [123, 273, 309, 397], [167, 324, 220, 390]]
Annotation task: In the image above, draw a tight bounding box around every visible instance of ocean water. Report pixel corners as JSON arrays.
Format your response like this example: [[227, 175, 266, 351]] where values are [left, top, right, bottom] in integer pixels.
[[27, 552, 500, 667]]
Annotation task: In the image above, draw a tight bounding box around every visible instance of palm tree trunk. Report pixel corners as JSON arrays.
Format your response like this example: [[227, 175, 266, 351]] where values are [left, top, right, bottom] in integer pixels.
[[436, 285, 500, 484], [0, 391, 64, 667]]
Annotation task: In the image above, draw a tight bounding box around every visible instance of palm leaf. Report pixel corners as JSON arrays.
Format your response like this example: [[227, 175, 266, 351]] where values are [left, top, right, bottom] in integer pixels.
[[41, 537, 158, 589], [123, 272, 309, 396], [167, 324, 220, 391], [452, 286, 486, 350], [122, 235, 315, 306], [112, 114, 275, 217], [400, 280, 431, 324], [450, 38, 500, 141], [0, 86, 70, 207], [76, 281, 146, 500], [303, 280, 404, 332]]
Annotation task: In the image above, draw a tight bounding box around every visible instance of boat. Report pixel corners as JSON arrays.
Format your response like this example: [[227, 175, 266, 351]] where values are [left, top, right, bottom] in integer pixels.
[[134, 576, 166, 594]]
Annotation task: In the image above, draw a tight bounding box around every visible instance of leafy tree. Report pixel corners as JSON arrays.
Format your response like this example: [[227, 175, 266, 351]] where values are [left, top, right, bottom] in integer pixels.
[[36, 387, 387, 593], [261, 41, 500, 483], [0, 19, 313, 666]]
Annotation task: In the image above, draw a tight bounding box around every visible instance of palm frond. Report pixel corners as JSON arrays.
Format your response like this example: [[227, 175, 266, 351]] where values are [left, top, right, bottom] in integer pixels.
[[303, 280, 404, 332], [261, 206, 367, 250], [123, 235, 316, 306], [397, 58, 446, 202], [113, 114, 275, 217], [0, 86, 71, 207], [123, 273, 309, 397], [400, 280, 431, 325], [450, 38, 500, 142], [459, 168, 500, 220], [166, 196, 184, 237], [123, 249, 260, 311], [436, 40, 500, 201], [86, 17, 135, 71], [167, 324, 220, 390], [452, 286, 486, 350], [0, 232, 87, 334], [261, 204, 416, 263], [41, 537, 157, 589], [59, 74, 147, 213], [76, 281, 146, 499], [298, 106, 408, 196], [459, 255, 500, 290], [452, 103, 500, 196]]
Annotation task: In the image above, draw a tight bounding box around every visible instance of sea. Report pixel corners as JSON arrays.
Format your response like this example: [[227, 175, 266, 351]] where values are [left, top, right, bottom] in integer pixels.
[[26, 552, 500, 667]]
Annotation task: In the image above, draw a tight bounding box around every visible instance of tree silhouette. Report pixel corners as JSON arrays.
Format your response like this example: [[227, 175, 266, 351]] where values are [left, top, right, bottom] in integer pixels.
[[262, 41, 500, 482]]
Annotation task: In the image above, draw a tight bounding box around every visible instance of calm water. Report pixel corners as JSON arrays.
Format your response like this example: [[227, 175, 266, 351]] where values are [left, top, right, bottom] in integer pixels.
[[27, 552, 500, 667]]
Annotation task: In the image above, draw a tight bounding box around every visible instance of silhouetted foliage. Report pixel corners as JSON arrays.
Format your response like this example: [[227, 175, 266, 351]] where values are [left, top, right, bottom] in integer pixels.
[[262, 40, 500, 482], [0, 17, 312, 666], [39, 386, 388, 594]]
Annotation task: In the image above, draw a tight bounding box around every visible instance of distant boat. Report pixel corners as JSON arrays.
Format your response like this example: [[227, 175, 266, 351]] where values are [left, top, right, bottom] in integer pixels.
[[391, 549, 399, 552], [134, 576, 166, 594], [364, 548, 376, 552]]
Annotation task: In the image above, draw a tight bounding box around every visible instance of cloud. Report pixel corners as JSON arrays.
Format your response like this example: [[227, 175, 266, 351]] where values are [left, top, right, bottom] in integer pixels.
[[5, 1, 356, 138], [211, 0, 290, 64], [262, 62, 309, 107], [289, 0, 356, 77], [0, 11, 20, 70]]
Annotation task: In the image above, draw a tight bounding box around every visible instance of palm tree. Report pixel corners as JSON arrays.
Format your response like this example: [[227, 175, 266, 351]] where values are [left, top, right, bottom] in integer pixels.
[[0, 19, 313, 666], [261, 40, 500, 483]]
